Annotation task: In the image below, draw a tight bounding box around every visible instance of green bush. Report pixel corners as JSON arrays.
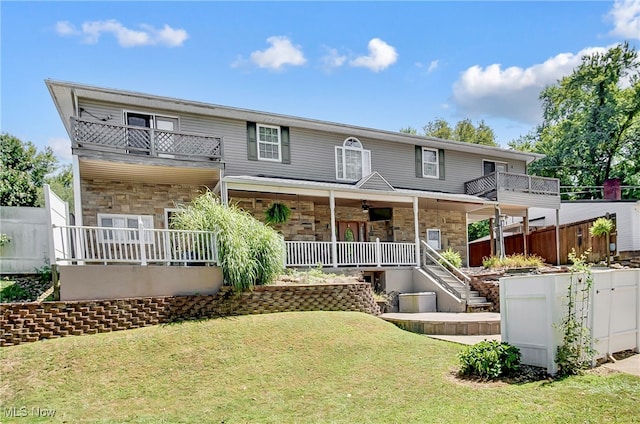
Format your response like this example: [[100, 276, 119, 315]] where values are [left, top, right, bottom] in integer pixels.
[[482, 254, 545, 269], [589, 217, 613, 237], [458, 340, 521, 379], [0, 280, 27, 302], [439, 247, 462, 269], [0, 233, 10, 247], [171, 192, 284, 291]]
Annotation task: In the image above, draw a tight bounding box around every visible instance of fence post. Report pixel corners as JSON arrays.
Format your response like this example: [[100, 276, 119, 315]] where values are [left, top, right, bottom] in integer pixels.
[[139, 219, 147, 266], [375, 238, 382, 267], [149, 128, 156, 156], [281, 236, 287, 269]]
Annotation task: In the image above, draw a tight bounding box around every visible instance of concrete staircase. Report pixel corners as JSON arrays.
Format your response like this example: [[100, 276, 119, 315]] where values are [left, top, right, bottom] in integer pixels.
[[422, 264, 493, 312]]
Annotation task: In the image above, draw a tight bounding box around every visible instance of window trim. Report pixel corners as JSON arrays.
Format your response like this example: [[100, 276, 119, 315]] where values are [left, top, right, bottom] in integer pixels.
[[422, 147, 440, 179], [426, 228, 441, 251], [256, 123, 282, 162], [97, 213, 154, 244], [122, 110, 180, 129], [482, 159, 508, 175], [335, 137, 371, 181]]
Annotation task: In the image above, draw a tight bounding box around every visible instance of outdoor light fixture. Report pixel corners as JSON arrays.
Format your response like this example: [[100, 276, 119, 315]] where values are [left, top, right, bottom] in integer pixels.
[[361, 200, 370, 212]]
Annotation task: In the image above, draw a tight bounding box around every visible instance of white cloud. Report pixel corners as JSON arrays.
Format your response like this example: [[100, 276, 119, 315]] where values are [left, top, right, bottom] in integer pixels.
[[249, 36, 306, 70], [427, 60, 439, 73], [55, 21, 77, 36], [55, 19, 188, 47], [451, 46, 608, 124], [607, 0, 640, 40], [320, 47, 347, 70], [349, 38, 398, 72], [48, 137, 72, 162]]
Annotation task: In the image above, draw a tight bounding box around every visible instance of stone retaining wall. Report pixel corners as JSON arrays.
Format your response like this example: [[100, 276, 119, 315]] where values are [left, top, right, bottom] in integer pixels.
[[0, 283, 380, 347], [470, 277, 501, 312]]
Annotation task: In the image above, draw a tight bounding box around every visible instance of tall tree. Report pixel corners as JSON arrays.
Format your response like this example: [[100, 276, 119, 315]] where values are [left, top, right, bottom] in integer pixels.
[[453, 119, 477, 143], [533, 42, 640, 189], [422, 118, 453, 140], [0, 133, 57, 206], [418, 118, 498, 146], [36, 164, 74, 210]]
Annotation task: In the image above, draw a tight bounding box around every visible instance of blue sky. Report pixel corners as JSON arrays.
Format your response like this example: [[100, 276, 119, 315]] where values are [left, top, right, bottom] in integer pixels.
[[2, 1, 639, 162]]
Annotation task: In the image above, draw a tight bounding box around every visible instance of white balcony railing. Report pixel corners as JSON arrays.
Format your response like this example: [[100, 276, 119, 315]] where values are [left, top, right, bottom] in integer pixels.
[[465, 171, 559, 198], [71, 117, 223, 161], [284, 239, 416, 268], [53, 225, 218, 266]]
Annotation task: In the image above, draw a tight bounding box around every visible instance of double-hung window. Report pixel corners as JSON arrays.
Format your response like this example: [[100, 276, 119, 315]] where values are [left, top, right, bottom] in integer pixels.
[[257, 124, 281, 162], [98, 213, 154, 244], [335, 137, 371, 181], [422, 148, 439, 178]]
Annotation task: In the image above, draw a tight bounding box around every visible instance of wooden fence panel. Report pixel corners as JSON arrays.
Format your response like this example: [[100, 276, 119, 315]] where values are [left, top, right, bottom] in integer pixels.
[[468, 215, 616, 266]]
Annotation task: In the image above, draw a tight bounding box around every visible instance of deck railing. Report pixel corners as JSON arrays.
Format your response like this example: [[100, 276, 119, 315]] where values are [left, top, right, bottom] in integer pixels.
[[465, 171, 559, 197], [421, 240, 470, 302], [71, 117, 223, 161], [53, 225, 218, 266], [284, 239, 416, 267]]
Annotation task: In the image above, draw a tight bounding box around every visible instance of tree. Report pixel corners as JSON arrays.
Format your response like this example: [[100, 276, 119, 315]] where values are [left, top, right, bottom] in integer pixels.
[[468, 220, 490, 242], [36, 164, 74, 211], [0, 133, 57, 206], [417, 118, 499, 146], [399, 126, 418, 135], [423, 118, 453, 140], [453, 119, 476, 143], [530, 43, 640, 192]]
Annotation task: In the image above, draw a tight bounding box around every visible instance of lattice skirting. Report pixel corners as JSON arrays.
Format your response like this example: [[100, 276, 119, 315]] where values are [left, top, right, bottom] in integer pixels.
[[0, 283, 380, 347]]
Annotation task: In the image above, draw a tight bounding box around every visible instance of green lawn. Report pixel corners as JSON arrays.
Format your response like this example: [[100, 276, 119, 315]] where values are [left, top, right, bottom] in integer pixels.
[[1, 312, 639, 423]]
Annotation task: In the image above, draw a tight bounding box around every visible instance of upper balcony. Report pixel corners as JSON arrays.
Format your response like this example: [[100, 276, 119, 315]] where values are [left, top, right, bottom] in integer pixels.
[[465, 171, 560, 209], [71, 117, 223, 163]]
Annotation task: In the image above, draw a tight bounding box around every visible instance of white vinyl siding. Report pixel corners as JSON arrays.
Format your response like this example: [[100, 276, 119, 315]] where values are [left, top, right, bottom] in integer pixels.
[[257, 124, 281, 162], [422, 148, 439, 178], [336, 137, 371, 181]]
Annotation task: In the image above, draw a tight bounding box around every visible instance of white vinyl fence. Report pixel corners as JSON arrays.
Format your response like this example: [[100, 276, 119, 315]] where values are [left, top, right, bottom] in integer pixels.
[[500, 269, 640, 374]]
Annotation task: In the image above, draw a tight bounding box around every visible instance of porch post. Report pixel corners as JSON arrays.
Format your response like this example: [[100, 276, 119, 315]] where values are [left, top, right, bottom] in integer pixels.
[[219, 169, 229, 206], [72, 155, 83, 226], [330, 191, 337, 268], [555, 209, 561, 266], [495, 206, 504, 259], [523, 210, 529, 256], [413, 197, 420, 267]]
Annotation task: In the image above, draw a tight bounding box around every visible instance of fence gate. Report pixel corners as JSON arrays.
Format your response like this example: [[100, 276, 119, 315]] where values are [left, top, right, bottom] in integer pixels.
[[44, 184, 70, 265]]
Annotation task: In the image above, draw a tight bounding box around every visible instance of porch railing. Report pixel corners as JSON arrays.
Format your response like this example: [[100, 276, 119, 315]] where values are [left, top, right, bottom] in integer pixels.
[[71, 117, 223, 161], [284, 239, 416, 267], [53, 225, 218, 266], [465, 171, 559, 197]]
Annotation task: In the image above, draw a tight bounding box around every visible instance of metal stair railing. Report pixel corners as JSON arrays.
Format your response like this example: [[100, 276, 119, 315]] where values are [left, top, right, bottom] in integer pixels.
[[420, 240, 471, 303]]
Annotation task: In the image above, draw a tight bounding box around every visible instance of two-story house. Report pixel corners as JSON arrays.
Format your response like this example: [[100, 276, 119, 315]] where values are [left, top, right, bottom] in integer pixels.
[[46, 79, 560, 310]]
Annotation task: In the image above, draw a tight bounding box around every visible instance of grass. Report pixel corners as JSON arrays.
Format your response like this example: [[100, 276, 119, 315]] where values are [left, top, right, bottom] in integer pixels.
[[1, 312, 639, 423]]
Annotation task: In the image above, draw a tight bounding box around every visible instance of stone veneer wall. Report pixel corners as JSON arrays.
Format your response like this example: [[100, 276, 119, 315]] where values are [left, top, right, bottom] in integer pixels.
[[393, 208, 468, 264], [469, 278, 500, 312], [232, 197, 316, 241], [82, 178, 205, 228], [0, 283, 380, 347]]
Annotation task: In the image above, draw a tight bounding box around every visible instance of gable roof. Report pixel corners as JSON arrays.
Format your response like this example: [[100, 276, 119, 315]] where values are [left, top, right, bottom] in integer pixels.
[[46, 79, 544, 164], [356, 172, 395, 191]]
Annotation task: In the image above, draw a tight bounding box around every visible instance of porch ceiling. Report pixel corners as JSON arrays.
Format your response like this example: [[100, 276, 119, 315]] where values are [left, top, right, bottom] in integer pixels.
[[79, 157, 220, 186]]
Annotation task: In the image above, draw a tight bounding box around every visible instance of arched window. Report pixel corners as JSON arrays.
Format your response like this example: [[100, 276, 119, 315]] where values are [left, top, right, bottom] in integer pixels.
[[335, 137, 371, 181]]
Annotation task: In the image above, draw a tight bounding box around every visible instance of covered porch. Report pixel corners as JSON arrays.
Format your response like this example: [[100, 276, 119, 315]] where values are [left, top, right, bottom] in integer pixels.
[[223, 174, 498, 268]]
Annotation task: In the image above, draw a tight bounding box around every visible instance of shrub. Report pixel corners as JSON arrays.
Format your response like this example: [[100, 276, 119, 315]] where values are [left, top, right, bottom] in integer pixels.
[[0, 280, 27, 302], [439, 247, 462, 269], [0, 233, 10, 247], [482, 254, 545, 269], [458, 340, 521, 379], [171, 192, 284, 291], [589, 217, 613, 237]]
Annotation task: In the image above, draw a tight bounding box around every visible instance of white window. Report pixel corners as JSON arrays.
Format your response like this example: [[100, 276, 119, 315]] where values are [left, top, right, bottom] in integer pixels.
[[257, 124, 281, 162], [98, 214, 154, 243], [335, 137, 371, 181], [422, 148, 439, 178], [426, 229, 441, 250]]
